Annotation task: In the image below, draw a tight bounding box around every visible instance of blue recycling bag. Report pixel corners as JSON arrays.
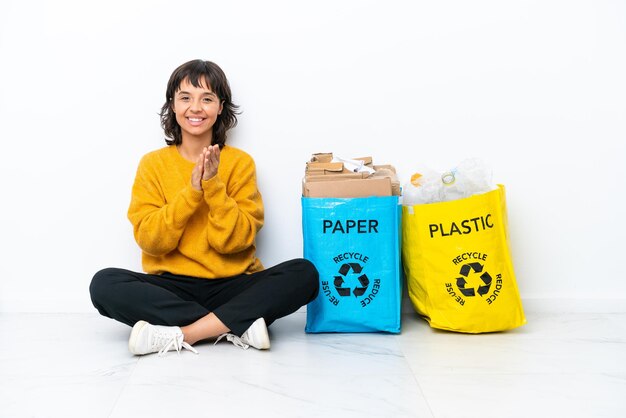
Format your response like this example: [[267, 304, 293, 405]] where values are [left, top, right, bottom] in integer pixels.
[[302, 196, 402, 333]]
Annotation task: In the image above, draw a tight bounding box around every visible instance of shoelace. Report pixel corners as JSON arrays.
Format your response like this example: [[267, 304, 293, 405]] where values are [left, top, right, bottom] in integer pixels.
[[157, 333, 199, 357], [214, 333, 250, 350]]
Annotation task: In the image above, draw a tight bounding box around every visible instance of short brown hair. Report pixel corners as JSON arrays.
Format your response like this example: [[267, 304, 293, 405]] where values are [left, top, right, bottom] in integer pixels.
[[160, 60, 240, 148]]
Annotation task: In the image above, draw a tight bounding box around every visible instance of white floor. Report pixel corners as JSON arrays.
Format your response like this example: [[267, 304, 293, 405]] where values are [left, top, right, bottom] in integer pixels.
[[1, 303, 625, 418]]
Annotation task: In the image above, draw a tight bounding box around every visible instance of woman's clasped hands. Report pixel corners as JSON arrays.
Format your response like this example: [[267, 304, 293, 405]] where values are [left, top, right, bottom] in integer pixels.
[[191, 145, 221, 191]]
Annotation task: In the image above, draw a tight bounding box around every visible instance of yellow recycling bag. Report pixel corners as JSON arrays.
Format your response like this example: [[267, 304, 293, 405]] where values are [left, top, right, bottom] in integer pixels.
[[402, 185, 526, 333]]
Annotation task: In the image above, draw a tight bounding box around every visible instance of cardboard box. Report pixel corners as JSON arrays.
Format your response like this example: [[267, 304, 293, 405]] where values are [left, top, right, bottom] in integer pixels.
[[302, 152, 400, 198], [310, 153, 333, 163], [305, 161, 358, 175], [372, 166, 401, 196], [305, 162, 344, 173], [302, 177, 392, 198]]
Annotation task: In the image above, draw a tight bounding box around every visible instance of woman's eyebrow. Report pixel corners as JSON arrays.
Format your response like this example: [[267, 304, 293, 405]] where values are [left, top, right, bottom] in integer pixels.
[[177, 90, 217, 97]]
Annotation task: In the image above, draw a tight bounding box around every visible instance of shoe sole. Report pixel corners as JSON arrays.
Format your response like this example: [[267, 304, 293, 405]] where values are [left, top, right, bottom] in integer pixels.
[[128, 320, 148, 355]]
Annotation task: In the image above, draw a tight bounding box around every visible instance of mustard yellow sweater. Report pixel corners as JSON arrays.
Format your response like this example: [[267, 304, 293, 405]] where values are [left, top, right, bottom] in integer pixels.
[[127, 145, 265, 278]]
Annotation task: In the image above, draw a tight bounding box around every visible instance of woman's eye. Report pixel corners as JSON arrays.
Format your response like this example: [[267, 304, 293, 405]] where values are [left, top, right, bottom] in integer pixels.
[[203, 98, 213, 103], [179, 96, 189, 101]]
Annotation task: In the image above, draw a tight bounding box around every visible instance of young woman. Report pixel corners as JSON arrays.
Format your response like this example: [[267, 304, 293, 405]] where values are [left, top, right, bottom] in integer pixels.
[[90, 60, 319, 356]]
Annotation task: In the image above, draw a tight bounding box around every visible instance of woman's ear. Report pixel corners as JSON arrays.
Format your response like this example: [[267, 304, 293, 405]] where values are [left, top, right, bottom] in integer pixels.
[[218, 101, 224, 115]]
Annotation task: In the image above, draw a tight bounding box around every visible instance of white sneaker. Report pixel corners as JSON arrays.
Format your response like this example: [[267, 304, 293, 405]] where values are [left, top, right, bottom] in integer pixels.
[[129, 320, 199, 356], [215, 318, 270, 350]]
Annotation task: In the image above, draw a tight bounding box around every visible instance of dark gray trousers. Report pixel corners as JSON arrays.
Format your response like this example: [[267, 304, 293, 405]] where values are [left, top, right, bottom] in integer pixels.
[[89, 258, 319, 336]]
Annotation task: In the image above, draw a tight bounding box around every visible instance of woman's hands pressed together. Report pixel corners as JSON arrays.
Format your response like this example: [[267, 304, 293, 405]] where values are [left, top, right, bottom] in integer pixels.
[[191, 145, 221, 191]]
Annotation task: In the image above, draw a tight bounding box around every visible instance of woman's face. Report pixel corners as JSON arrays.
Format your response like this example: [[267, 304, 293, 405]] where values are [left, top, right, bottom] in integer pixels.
[[172, 78, 223, 142]]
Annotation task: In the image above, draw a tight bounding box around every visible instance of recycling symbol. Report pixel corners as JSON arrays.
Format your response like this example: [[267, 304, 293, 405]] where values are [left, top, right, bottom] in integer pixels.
[[334, 263, 370, 297], [456, 262, 492, 297]]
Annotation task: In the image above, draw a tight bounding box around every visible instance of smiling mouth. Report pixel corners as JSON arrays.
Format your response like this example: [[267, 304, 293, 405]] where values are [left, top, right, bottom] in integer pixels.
[[186, 117, 207, 126]]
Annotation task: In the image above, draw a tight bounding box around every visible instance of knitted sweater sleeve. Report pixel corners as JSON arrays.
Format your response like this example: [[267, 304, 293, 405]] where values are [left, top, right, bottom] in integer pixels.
[[127, 155, 203, 257], [201, 155, 264, 254]]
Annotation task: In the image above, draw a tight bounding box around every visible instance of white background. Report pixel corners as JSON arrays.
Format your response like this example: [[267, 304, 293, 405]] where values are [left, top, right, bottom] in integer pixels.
[[0, 0, 624, 312]]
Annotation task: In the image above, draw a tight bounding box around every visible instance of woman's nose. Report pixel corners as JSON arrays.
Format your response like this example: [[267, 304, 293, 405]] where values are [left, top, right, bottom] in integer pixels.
[[190, 99, 202, 111]]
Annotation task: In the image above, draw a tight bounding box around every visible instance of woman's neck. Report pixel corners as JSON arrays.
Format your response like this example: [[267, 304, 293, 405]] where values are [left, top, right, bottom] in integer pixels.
[[177, 135, 213, 162]]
